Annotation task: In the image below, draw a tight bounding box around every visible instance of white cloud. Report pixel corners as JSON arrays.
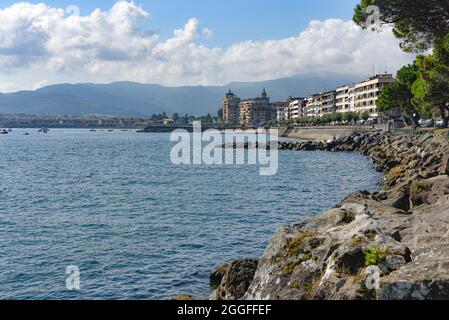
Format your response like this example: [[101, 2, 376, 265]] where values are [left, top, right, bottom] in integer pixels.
[[0, 1, 415, 91], [32, 79, 51, 90], [0, 81, 19, 92]]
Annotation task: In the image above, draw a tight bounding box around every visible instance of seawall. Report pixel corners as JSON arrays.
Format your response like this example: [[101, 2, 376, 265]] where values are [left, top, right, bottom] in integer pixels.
[[210, 130, 449, 300], [282, 127, 357, 141]]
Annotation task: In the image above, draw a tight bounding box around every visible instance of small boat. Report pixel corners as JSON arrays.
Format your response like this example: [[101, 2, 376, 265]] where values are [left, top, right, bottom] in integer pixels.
[[38, 127, 49, 133], [23, 132, 30, 136], [7, 128, 12, 132], [90, 129, 97, 132], [0, 129, 8, 135], [108, 129, 114, 132]]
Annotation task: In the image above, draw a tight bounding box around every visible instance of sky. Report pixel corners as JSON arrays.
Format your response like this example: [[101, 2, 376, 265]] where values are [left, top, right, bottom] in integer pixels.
[[0, 0, 415, 92]]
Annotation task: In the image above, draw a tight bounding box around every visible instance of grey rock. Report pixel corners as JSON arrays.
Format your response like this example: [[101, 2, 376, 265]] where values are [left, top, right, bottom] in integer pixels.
[[216, 131, 449, 300], [210, 263, 230, 289], [215, 259, 259, 300]]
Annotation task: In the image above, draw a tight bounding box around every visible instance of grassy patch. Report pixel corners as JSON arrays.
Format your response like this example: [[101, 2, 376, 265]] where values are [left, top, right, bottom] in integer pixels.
[[387, 165, 406, 180], [352, 270, 366, 284], [284, 231, 315, 257], [337, 210, 356, 225], [291, 281, 301, 290], [283, 231, 317, 275], [364, 246, 387, 267], [411, 181, 425, 194], [284, 253, 312, 275]]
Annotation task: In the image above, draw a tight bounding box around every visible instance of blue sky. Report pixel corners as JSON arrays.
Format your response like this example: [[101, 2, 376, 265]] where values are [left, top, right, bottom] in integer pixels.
[[0, 1, 414, 92], [0, 0, 359, 47]]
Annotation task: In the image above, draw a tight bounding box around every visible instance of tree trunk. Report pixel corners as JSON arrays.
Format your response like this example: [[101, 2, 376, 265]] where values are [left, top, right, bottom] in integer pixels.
[[441, 106, 449, 128]]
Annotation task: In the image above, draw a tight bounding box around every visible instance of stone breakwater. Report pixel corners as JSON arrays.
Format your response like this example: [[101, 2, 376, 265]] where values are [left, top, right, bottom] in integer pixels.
[[211, 131, 449, 300]]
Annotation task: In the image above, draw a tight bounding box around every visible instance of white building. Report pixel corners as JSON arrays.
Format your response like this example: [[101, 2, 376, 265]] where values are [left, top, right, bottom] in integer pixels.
[[306, 94, 321, 118], [354, 74, 395, 119], [276, 102, 289, 121], [288, 99, 306, 119], [336, 84, 355, 113], [320, 90, 336, 116]]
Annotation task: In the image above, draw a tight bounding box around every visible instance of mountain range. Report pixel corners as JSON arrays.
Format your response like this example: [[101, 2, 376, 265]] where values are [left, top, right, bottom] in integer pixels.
[[0, 73, 366, 117]]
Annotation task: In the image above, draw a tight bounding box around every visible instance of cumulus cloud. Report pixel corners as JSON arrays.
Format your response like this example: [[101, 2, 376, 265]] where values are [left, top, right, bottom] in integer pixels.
[[0, 81, 19, 92], [0, 1, 415, 90]]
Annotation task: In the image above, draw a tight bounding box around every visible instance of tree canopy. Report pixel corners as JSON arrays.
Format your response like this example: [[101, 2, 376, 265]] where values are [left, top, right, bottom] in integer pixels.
[[378, 63, 419, 125], [353, 0, 449, 52], [410, 34, 449, 126], [354, 1, 449, 127]]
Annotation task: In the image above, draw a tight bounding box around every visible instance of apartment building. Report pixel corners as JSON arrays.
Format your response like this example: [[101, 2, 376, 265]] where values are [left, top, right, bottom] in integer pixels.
[[275, 101, 289, 121], [288, 98, 306, 119], [320, 90, 337, 116], [336, 84, 355, 113], [354, 74, 395, 119], [239, 89, 274, 127], [221, 89, 241, 124], [306, 94, 321, 118]]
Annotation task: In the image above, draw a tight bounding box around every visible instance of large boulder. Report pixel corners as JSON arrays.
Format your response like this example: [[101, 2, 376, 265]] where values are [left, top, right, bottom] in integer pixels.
[[409, 175, 449, 209], [244, 192, 412, 300], [210, 263, 230, 289], [214, 259, 259, 300], [220, 131, 449, 300], [441, 155, 449, 175]]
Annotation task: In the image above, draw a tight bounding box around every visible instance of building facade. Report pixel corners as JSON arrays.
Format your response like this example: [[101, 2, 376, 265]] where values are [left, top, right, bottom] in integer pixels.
[[288, 98, 306, 119], [275, 101, 289, 121], [354, 74, 395, 119], [306, 94, 322, 118], [239, 89, 274, 127], [218, 74, 398, 125], [319, 90, 337, 117], [336, 84, 355, 113], [221, 89, 241, 124]]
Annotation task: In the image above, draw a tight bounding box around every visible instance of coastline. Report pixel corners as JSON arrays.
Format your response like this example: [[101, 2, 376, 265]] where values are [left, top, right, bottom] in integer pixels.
[[210, 129, 449, 300]]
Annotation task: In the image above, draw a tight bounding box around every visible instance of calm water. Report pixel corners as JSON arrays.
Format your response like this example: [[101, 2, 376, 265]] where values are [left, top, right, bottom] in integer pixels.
[[0, 129, 382, 299]]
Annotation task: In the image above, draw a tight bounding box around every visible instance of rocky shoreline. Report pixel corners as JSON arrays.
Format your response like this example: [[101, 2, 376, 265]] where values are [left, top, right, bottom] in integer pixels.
[[211, 130, 449, 300]]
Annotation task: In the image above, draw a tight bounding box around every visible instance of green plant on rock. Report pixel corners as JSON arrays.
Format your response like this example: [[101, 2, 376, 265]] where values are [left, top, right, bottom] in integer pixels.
[[282, 231, 317, 275], [338, 210, 357, 225], [291, 281, 301, 290], [387, 165, 406, 180], [411, 181, 425, 194], [284, 231, 315, 257], [284, 253, 312, 275], [364, 246, 387, 267]]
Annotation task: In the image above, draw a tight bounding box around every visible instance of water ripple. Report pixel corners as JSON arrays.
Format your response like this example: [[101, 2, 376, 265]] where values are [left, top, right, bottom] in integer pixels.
[[0, 129, 382, 299]]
